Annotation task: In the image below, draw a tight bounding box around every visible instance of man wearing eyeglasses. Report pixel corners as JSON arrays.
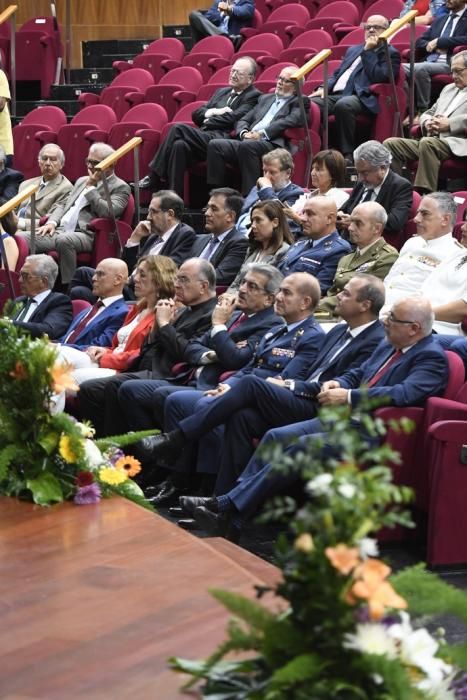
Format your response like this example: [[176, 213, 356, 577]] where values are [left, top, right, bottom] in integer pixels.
[[206, 66, 310, 195], [9, 254, 72, 339], [403, 0, 467, 117], [137, 57, 260, 198], [309, 16, 400, 162], [385, 51, 467, 193], [189, 0, 254, 45], [16, 144, 72, 234], [17, 143, 130, 288]]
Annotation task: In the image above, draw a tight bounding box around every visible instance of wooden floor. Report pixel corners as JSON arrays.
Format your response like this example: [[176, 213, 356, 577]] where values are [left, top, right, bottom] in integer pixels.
[[0, 497, 280, 699]]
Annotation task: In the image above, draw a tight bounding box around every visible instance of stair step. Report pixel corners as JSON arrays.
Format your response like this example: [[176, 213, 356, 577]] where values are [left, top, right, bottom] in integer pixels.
[[50, 84, 104, 101], [82, 38, 155, 65], [83, 53, 135, 69], [70, 68, 114, 84], [15, 99, 81, 119]]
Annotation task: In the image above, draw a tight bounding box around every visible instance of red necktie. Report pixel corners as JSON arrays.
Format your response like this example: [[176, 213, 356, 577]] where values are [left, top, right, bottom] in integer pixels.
[[228, 312, 248, 332], [64, 301, 104, 343], [366, 350, 402, 388]]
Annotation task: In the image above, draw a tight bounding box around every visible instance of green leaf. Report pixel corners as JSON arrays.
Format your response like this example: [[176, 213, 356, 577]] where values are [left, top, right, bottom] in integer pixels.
[[37, 430, 59, 455], [270, 653, 322, 687], [26, 472, 63, 505], [210, 588, 274, 631]]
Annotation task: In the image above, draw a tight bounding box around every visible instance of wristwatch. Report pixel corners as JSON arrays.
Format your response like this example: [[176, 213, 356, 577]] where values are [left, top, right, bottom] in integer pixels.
[[283, 379, 295, 391]]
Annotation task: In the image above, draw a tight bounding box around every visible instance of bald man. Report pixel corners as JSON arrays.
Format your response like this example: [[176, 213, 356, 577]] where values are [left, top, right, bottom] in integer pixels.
[[277, 195, 352, 295], [57, 258, 129, 351]]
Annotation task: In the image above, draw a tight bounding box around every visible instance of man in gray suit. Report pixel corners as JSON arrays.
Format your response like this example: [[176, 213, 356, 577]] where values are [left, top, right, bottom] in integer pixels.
[[16, 144, 72, 233], [18, 143, 131, 285], [384, 50, 467, 193]]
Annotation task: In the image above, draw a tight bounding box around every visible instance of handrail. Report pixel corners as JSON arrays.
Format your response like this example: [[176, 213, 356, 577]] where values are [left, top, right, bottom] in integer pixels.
[[0, 5, 17, 118], [94, 137, 143, 173], [94, 137, 143, 244], [380, 10, 418, 41], [0, 4, 17, 26], [0, 183, 39, 218], [291, 49, 332, 82]]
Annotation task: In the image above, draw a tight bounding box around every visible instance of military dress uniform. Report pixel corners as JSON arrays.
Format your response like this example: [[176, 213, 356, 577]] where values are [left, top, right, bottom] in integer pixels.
[[319, 238, 399, 313], [163, 315, 325, 488], [277, 230, 351, 294]]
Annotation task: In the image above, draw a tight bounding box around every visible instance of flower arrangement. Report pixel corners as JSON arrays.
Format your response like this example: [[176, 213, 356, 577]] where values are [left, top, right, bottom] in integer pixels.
[[171, 404, 467, 699], [0, 320, 153, 509]]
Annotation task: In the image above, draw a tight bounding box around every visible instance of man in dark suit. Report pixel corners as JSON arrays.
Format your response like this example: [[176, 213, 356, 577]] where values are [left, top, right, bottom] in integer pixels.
[[189, 187, 248, 286], [404, 0, 467, 114], [337, 140, 413, 239], [189, 0, 255, 44], [137, 272, 325, 502], [0, 144, 23, 200], [116, 263, 284, 442], [310, 16, 400, 161], [207, 66, 310, 195], [277, 195, 351, 294], [11, 254, 72, 339], [69, 190, 196, 303], [181, 296, 449, 537], [237, 148, 304, 237], [138, 57, 260, 196], [58, 258, 128, 351], [78, 258, 218, 437], [18, 143, 131, 286]]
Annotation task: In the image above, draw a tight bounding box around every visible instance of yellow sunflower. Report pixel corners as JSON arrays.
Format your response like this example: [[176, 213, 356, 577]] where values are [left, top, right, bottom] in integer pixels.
[[59, 435, 78, 463], [99, 467, 128, 485], [114, 455, 142, 478]]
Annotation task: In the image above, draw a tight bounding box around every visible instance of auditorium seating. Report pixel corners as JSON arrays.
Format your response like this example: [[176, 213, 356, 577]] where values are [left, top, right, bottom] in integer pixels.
[[35, 105, 118, 182], [234, 33, 284, 70], [126, 66, 204, 120], [166, 35, 235, 82], [16, 16, 63, 99], [196, 66, 232, 101], [78, 68, 155, 120], [12, 106, 67, 179], [297, 1, 361, 43], [112, 38, 186, 82], [241, 4, 311, 46], [279, 29, 334, 65]]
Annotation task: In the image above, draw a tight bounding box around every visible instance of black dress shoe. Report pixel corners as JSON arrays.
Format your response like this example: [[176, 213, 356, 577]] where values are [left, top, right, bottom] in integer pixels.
[[148, 480, 186, 506], [179, 495, 218, 517], [193, 505, 240, 542], [168, 506, 184, 517], [177, 518, 199, 531], [137, 433, 183, 462]]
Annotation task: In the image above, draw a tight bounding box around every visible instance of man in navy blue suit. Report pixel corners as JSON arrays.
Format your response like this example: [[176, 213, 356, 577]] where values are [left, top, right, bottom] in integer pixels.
[[404, 0, 467, 114], [181, 296, 449, 537], [189, 0, 254, 44], [277, 195, 351, 294], [57, 258, 128, 352], [139, 271, 325, 504], [310, 16, 401, 160]]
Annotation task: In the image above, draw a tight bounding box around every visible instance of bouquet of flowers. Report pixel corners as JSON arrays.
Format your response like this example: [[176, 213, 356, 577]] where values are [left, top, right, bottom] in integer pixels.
[[171, 404, 467, 699], [0, 319, 153, 509]]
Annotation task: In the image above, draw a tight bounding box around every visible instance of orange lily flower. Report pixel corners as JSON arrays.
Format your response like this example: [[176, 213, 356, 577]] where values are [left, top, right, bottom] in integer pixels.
[[50, 362, 79, 393], [325, 544, 360, 575]]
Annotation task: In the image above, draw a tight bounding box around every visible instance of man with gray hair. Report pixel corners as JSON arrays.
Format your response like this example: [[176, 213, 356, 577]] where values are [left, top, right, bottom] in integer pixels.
[[319, 201, 399, 313], [16, 144, 72, 233], [9, 254, 72, 339], [237, 148, 304, 236], [383, 191, 463, 312], [337, 140, 413, 238], [0, 144, 23, 200], [384, 51, 467, 193], [17, 142, 131, 286]]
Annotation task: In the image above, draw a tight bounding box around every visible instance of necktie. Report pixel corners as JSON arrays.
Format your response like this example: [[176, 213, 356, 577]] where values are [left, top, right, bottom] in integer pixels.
[[261, 324, 288, 352], [200, 236, 218, 260], [308, 329, 352, 381], [15, 297, 34, 321], [427, 14, 456, 61], [18, 182, 47, 218], [226, 91, 237, 107], [64, 301, 104, 344], [228, 312, 248, 332], [360, 188, 374, 203], [366, 349, 402, 388]]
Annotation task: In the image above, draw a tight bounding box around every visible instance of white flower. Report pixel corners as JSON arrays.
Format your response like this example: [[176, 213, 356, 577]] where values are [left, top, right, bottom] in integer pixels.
[[306, 473, 333, 496], [337, 482, 356, 499], [358, 537, 379, 559], [77, 422, 95, 439], [344, 623, 397, 659], [84, 439, 105, 469]]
